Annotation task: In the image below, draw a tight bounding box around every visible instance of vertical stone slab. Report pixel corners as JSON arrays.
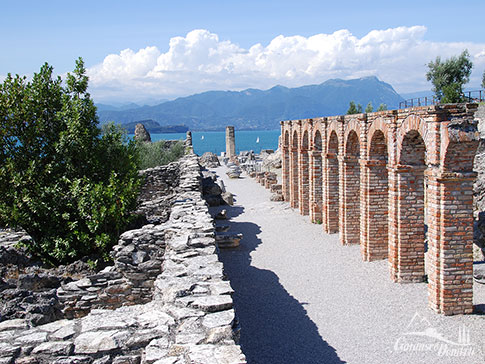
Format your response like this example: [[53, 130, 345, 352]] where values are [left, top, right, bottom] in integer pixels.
[[225, 126, 235, 158]]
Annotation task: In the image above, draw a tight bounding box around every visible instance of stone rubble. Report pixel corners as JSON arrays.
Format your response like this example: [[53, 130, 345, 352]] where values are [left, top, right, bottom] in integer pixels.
[[0, 153, 246, 364]]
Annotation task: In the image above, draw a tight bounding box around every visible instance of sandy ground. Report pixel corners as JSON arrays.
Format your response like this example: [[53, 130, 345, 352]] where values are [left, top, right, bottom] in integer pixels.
[[211, 165, 485, 364]]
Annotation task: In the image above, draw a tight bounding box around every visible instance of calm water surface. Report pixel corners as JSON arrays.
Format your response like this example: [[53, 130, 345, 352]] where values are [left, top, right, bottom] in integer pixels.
[[138, 130, 281, 155]]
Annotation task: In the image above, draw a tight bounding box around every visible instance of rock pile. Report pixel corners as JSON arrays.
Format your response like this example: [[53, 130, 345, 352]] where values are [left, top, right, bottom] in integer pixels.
[[199, 152, 220, 169]]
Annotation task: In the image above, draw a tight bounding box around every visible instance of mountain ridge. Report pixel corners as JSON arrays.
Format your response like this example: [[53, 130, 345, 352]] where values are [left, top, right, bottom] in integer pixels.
[[97, 76, 404, 131]]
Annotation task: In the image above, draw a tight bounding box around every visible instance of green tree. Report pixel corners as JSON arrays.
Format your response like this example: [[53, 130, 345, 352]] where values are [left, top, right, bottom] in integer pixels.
[[482, 70, 485, 89], [0, 59, 141, 265], [426, 50, 473, 103], [365, 102, 373, 113], [347, 101, 362, 114], [377, 103, 387, 111]]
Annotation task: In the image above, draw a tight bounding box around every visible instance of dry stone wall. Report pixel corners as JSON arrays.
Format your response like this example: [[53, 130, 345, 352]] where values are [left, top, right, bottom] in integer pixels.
[[0, 153, 245, 363]]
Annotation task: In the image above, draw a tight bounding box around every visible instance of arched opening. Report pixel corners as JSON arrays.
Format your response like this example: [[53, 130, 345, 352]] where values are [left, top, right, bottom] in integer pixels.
[[325, 131, 339, 233], [365, 130, 388, 260], [342, 130, 360, 245], [396, 130, 427, 282], [311, 130, 323, 223], [283, 131, 290, 201], [290, 130, 299, 209], [299, 131, 310, 215]]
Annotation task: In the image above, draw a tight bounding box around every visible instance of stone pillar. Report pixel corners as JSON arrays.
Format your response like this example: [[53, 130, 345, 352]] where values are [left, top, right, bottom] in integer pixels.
[[427, 170, 475, 315], [225, 126, 235, 157], [185, 131, 193, 152]]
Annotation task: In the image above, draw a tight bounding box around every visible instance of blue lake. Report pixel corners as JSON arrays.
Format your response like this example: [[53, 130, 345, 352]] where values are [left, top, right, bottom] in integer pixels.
[[137, 130, 281, 155]]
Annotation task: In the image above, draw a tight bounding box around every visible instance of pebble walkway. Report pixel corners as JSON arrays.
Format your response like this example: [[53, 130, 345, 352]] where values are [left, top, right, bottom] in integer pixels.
[[213, 165, 485, 364]]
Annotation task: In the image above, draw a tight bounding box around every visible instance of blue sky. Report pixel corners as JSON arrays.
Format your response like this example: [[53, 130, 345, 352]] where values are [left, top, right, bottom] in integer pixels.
[[2, 0, 485, 103]]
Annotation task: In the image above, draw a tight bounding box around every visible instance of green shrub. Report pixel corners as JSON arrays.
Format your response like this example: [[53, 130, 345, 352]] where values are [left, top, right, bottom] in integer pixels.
[[136, 140, 186, 169], [0, 59, 141, 265]]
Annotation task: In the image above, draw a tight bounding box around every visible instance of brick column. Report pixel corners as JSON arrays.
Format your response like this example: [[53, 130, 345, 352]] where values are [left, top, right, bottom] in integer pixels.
[[282, 146, 290, 201], [310, 150, 323, 223], [290, 146, 299, 209], [324, 152, 339, 233], [427, 170, 475, 315], [298, 148, 310, 215], [361, 160, 389, 260], [388, 164, 426, 282], [340, 156, 360, 245]]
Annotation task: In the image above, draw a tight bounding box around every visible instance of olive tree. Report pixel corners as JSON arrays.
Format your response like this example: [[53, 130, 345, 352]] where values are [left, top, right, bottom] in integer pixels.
[[426, 50, 473, 103], [0, 59, 141, 265]]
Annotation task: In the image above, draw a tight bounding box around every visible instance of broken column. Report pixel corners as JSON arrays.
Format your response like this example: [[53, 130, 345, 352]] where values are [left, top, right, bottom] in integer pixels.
[[225, 126, 236, 158]]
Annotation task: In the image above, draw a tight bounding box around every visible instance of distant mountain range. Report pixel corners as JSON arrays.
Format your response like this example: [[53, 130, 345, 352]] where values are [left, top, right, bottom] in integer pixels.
[[96, 76, 404, 131]]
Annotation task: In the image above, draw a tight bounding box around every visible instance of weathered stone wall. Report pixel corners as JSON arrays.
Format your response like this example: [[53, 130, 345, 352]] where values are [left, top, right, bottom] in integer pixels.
[[281, 103, 480, 315], [0, 153, 245, 363]]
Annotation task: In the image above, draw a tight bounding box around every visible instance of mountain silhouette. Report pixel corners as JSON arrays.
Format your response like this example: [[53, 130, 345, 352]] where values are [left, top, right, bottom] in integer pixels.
[[97, 76, 404, 131]]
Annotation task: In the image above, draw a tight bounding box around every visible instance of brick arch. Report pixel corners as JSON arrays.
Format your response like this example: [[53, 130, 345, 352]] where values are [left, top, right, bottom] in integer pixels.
[[341, 129, 360, 245], [283, 130, 290, 147], [396, 114, 428, 165], [282, 129, 291, 201], [343, 119, 360, 151], [313, 129, 322, 151], [310, 129, 323, 223], [325, 130, 339, 233], [345, 130, 360, 157], [362, 127, 389, 261], [299, 130, 310, 215], [441, 123, 478, 173], [369, 130, 388, 160], [290, 129, 299, 208], [367, 118, 389, 159], [327, 130, 339, 155]]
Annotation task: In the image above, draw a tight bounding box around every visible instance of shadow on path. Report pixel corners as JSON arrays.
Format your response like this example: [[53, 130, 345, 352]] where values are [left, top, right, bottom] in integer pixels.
[[211, 204, 345, 364]]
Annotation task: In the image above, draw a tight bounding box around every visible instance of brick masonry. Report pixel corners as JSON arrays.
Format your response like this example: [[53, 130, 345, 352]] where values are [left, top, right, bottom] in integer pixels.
[[281, 104, 480, 315]]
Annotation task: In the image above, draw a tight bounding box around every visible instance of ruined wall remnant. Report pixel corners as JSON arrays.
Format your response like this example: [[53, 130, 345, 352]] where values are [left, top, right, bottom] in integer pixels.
[[281, 103, 480, 316], [0, 153, 245, 363], [225, 126, 236, 158]]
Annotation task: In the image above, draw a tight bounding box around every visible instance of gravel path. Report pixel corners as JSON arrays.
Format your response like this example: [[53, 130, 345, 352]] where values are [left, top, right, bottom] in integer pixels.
[[212, 166, 485, 364]]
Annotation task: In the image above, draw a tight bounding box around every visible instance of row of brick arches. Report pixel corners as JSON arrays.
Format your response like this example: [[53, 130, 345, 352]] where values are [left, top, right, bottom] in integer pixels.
[[280, 104, 479, 315]]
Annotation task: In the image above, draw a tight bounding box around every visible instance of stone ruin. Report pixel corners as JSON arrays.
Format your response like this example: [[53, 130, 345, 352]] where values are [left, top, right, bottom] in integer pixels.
[[0, 152, 245, 363], [281, 103, 481, 315]]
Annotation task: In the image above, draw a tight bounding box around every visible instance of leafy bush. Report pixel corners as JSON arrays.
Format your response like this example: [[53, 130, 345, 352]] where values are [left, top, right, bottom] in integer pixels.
[[136, 140, 186, 169], [0, 59, 141, 265]]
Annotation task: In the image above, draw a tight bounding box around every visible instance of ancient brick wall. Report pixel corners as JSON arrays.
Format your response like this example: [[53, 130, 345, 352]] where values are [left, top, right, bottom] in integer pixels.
[[281, 104, 480, 315]]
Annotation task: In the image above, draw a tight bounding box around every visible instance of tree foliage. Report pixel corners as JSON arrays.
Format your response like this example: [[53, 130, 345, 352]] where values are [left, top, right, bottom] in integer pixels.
[[482, 70, 485, 89], [377, 103, 387, 111], [365, 102, 373, 113], [136, 140, 186, 170], [347, 101, 362, 115], [426, 50, 473, 103], [0, 59, 141, 265]]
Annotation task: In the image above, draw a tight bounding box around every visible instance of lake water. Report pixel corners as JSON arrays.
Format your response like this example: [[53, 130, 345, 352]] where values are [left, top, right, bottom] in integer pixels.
[[141, 130, 281, 155]]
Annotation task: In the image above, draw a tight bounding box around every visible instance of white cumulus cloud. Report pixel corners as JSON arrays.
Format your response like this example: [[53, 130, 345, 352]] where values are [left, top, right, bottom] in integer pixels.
[[87, 27, 485, 102]]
